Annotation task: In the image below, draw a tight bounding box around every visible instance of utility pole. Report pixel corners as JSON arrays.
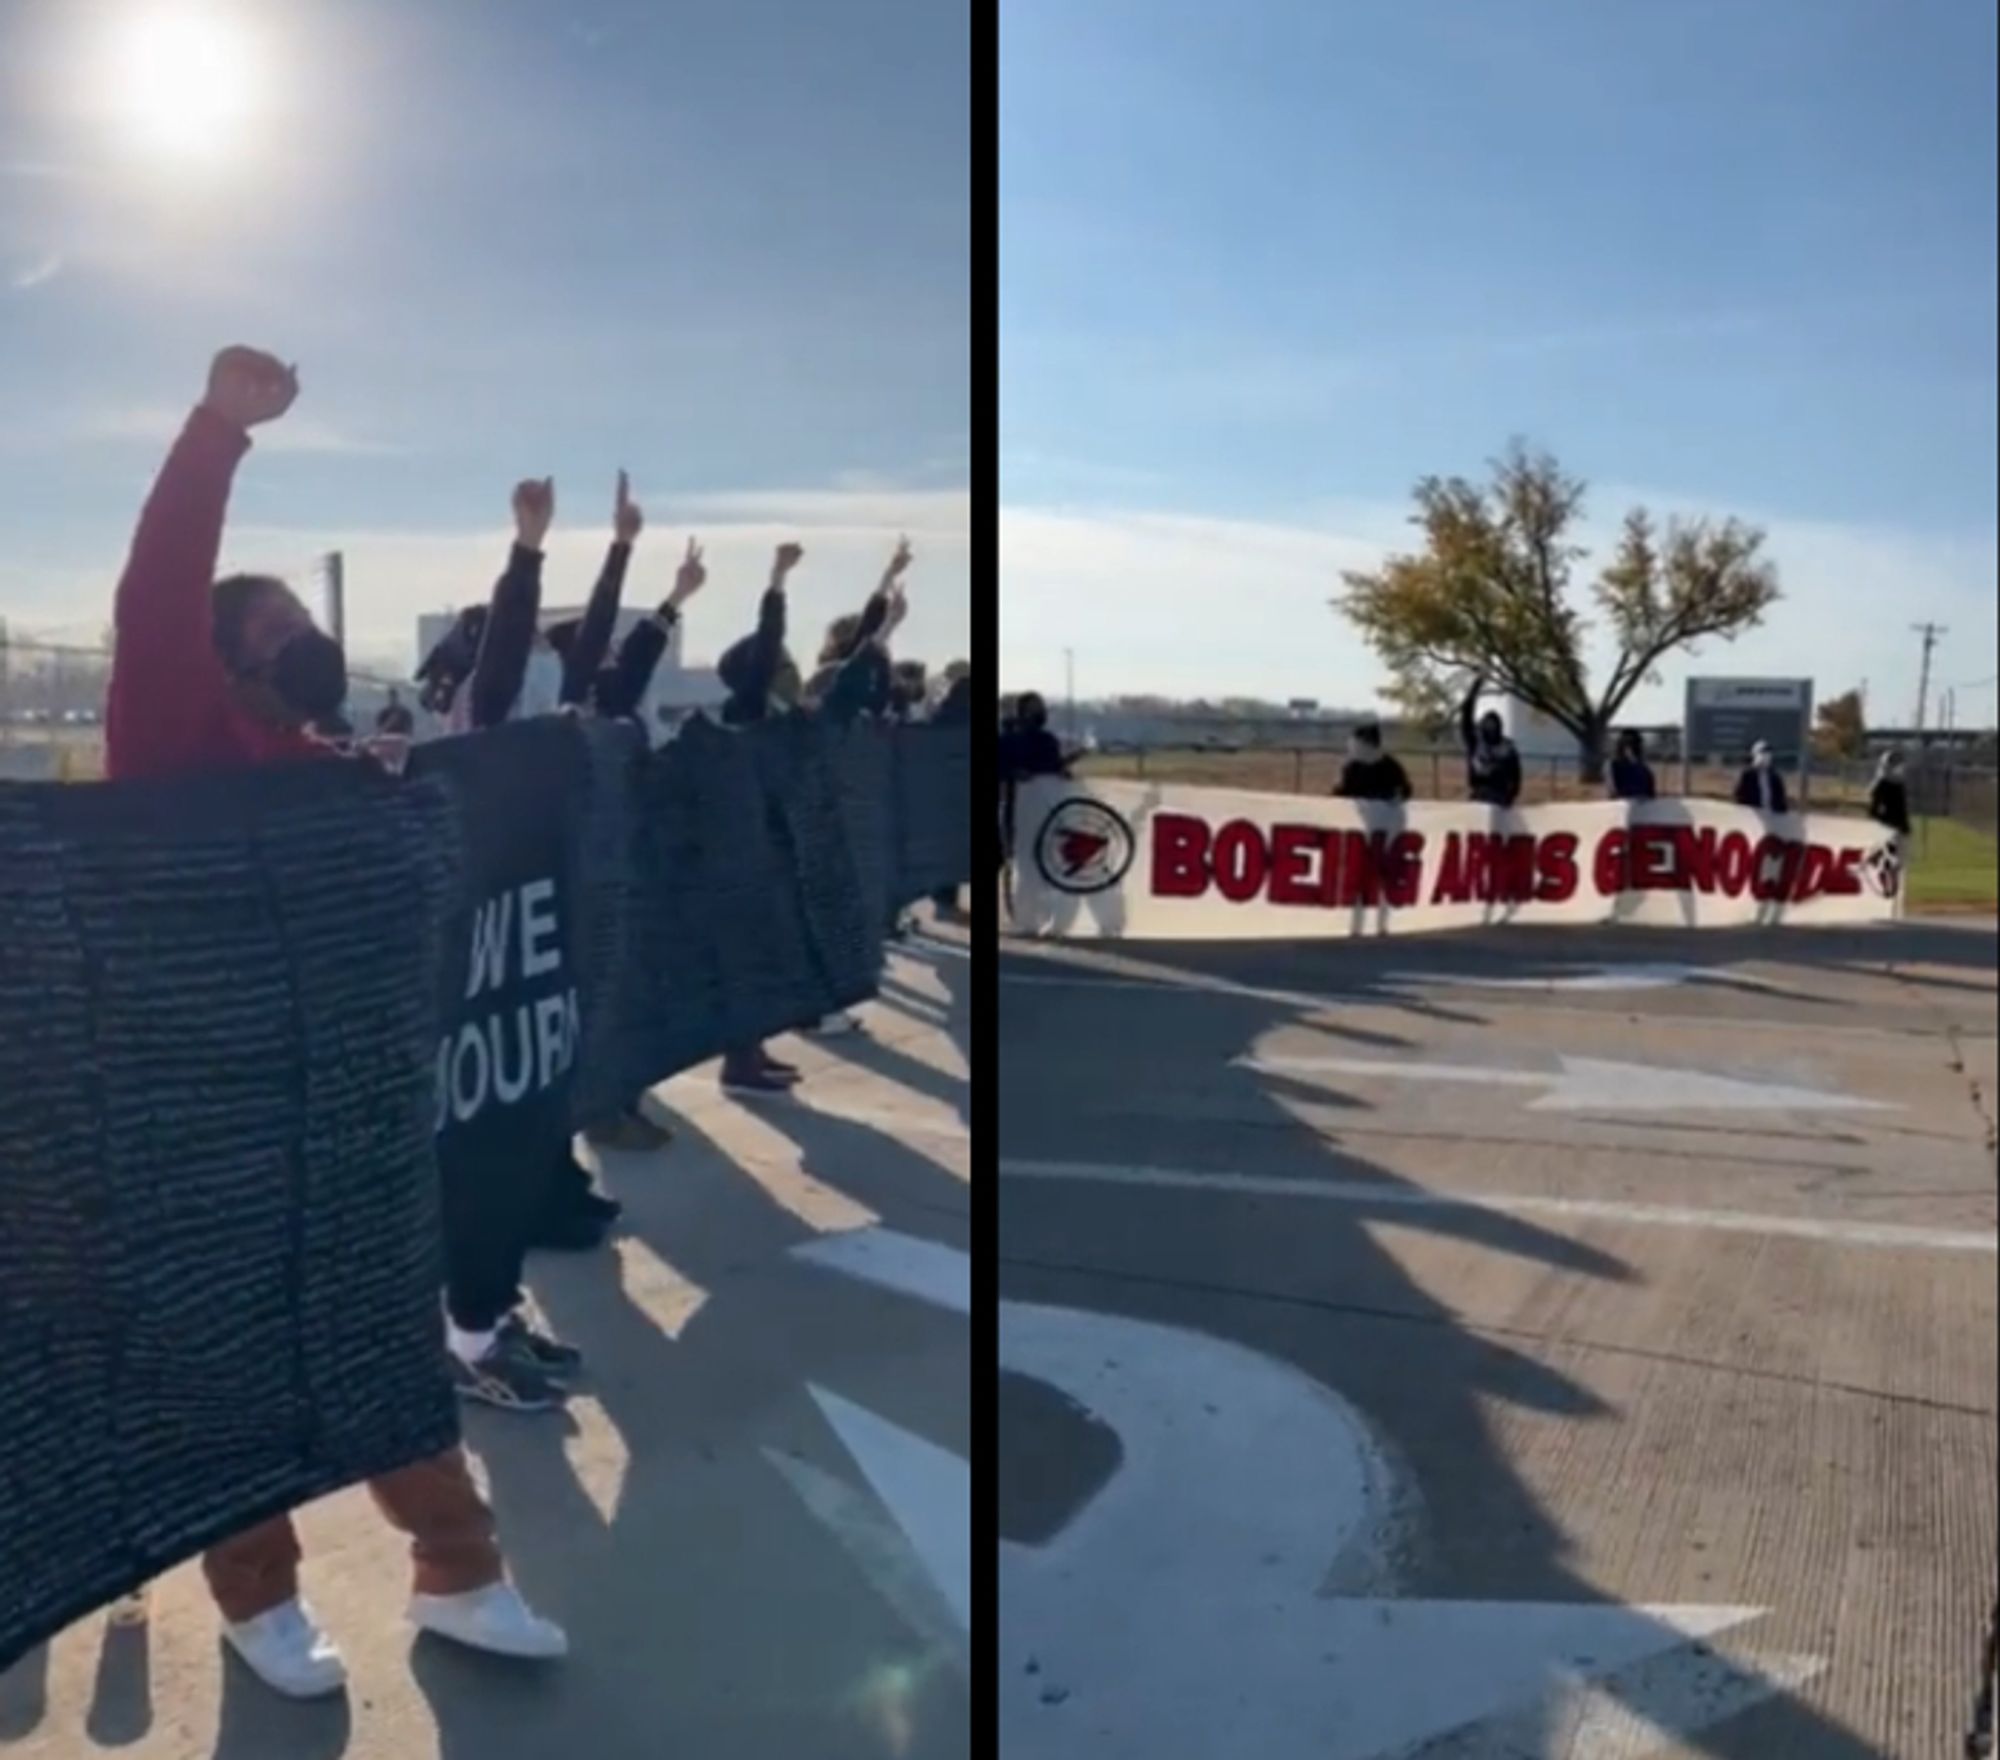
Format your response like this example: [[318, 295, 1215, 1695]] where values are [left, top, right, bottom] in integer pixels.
[[1912, 622, 1946, 743]]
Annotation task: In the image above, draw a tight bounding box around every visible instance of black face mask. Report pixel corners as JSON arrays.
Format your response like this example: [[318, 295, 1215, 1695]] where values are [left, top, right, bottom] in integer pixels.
[[262, 629, 349, 720]]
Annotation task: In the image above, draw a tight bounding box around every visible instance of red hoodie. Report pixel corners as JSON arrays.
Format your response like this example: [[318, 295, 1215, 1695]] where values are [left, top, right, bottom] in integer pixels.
[[104, 406, 322, 781]]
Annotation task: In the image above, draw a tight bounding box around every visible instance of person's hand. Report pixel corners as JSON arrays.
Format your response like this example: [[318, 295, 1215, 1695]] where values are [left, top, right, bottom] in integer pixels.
[[613, 469, 644, 545], [770, 541, 805, 587], [880, 534, 913, 589], [668, 537, 707, 607], [513, 477, 555, 551], [202, 347, 299, 432]]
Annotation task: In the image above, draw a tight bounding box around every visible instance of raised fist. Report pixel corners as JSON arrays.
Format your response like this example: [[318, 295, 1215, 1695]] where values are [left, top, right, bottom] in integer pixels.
[[513, 477, 555, 551], [669, 536, 707, 606], [771, 541, 806, 584], [613, 469, 644, 545], [203, 347, 298, 432]]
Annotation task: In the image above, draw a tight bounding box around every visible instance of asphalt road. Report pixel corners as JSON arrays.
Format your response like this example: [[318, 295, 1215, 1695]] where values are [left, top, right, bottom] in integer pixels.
[[998, 918, 1997, 1759], [0, 927, 972, 1760]]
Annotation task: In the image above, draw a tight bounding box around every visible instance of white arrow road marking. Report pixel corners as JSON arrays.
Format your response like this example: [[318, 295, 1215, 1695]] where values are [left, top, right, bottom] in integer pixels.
[[809, 1389, 970, 1635], [1240, 1052, 1896, 1113], [1000, 1158, 1998, 1252], [997, 1301, 1818, 1760]]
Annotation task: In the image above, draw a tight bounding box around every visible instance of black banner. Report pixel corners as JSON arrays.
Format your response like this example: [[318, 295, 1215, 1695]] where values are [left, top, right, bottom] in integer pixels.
[[0, 762, 462, 1672], [0, 714, 969, 1671]]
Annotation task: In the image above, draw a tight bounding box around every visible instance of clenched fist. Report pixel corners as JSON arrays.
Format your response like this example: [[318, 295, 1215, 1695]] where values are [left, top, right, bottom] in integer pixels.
[[203, 347, 299, 433], [513, 477, 555, 551]]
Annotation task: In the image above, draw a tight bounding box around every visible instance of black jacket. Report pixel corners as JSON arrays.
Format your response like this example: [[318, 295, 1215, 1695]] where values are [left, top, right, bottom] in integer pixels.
[[1336, 753, 1412, 803], [804, 591, 895, 724], [593, 602, 681, 723], [1733, 766, 1790, 814], [934, 675, 972, 726], [718, 587, 791, 726], [1869, 776, 1911, 837], [1608, 757, 1656, 801], [1459, 688, 1522, 807]]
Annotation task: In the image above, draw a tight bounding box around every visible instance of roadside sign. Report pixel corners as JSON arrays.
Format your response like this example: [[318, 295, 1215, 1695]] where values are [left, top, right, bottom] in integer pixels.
[[1683, 677, 1813, 766]]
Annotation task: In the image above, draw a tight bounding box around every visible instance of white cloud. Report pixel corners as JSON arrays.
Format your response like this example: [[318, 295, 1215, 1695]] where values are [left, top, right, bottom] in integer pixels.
[[10, 252, 62, 291], [1000, 496, 1999, 725], [67, 406, 404, 457]]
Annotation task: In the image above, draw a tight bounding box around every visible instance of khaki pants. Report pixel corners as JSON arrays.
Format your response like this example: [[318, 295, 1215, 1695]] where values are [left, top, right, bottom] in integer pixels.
[[202, 1446, 502, 1624]]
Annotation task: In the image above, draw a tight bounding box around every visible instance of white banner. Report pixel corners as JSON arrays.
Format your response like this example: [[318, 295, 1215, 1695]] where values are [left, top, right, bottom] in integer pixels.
[[1007, 778, 1903, 941]]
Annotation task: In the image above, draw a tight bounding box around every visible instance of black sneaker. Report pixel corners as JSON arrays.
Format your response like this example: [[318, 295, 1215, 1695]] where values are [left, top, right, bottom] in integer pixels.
[[450, 1347, 566, 1413], [721, 1062, 797, 1096], [498, 1315, 584, 1381], [757, 1050, 802, 1080]]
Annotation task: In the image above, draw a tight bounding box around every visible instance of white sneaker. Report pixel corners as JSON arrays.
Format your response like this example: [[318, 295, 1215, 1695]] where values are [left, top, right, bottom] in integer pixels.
[[409, 1582, 568, 1660], [223, 1599, 348, 1699], [808, 1011, 864, 1038]]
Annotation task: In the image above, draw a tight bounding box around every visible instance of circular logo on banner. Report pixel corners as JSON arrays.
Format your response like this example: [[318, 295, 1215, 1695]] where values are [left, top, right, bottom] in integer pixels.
[[1861, 839, 1903, 900], [1035, 796, 1136, 895]]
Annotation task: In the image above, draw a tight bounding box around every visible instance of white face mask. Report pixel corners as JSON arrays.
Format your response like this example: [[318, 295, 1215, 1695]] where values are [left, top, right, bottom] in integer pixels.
[[1753, 749, 1772, 770]]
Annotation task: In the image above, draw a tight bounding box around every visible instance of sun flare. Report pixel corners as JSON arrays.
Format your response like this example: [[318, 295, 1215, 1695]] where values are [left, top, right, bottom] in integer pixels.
[[105, 6, 264, 167]]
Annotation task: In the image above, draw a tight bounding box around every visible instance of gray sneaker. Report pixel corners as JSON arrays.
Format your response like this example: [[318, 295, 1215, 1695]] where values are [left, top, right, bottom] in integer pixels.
[[450, 1345, 566, 1413]]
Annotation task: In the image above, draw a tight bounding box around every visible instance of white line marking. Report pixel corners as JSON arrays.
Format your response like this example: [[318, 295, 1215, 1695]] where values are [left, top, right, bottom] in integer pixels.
[[999, 970, 1976, 1043], [812, 1388, 970, 1635], [792, 1227, 972, 1314], [1242, 1052, 1897, 1114], [999, 1158, 1998, 1252]]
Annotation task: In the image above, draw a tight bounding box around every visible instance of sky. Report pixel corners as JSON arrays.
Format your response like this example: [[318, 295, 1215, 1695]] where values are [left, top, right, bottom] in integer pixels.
[[1000, 0, 1998, 728], [0, 0, 969, 675]]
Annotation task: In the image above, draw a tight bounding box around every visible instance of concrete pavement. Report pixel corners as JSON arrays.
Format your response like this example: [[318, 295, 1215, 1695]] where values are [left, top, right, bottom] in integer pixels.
[[998, 918, 1997, 1758], [0, 928, 972, 1760]]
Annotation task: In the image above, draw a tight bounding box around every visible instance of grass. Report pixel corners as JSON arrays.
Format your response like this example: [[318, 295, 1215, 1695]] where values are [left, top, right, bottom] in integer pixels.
[[1908, 816, 2000, 913]]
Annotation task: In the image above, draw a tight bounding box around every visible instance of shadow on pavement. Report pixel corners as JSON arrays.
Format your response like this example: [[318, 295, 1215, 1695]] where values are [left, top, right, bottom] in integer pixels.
[[998, 936, 1908, 1758], [407, 1044, 971, 1760]]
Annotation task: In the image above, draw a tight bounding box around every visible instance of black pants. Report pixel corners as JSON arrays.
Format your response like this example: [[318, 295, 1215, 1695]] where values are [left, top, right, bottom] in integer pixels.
[[441, 1138, 556, 1334]]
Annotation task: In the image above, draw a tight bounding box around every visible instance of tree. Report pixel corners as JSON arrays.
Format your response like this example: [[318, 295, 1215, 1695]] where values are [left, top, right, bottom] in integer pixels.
[[1813, 688, 1867, 760], [1337, 444, 1781, 777]]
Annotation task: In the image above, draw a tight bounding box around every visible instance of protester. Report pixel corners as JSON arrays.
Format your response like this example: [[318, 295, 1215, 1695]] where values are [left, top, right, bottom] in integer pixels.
[[591, 536, 707, 723], [800, 540, 914, 1025], [713, 543, 812, 1094], [931, 661, 972, 916], [997, 691, 1069, 873], [375, 688, 415, 737], [576, 534, 711, 1152], [1334, 722, 1412, 803], [1608, 729, 1657, 801], [1733, 740, 1790, 814], [104, 345, 566, 1696], [1869, 747, 1912, 837], [1459, 677, 1522, 808]]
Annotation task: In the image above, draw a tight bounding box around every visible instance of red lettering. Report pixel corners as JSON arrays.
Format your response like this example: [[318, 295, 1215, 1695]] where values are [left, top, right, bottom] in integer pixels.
[[1212, 820, 1268, 904], [1536, 833, 1580, 903], [1593, 827, 1628, 896], [1496, 835, 1537, 902], [1267, 824, 1319, 906], [1826, 847, 1863, 896], [1432, 832, 1469, 905], [1385, 833, 1425, 908], [1717, 831, 1753, 897], [1751, 836, 1791, 903], [1628, 824, 1678, 891], [1151, 813, 1212, 898], [1681, 826, 1718, 895]]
